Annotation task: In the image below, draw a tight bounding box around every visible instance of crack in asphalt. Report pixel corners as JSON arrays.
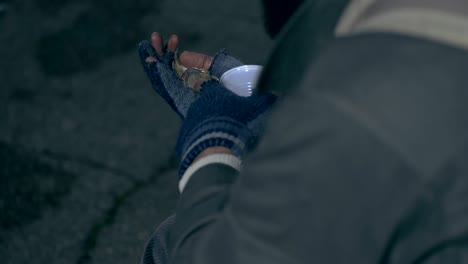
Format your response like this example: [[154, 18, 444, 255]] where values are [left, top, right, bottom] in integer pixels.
[[75, 155, 177, 264], [0, 140, 178, 264]]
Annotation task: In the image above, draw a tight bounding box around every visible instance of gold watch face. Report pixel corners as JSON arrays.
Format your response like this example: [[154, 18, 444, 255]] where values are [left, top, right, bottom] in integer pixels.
[[172, 51, 216, 91], [181, 68, 211, 91]]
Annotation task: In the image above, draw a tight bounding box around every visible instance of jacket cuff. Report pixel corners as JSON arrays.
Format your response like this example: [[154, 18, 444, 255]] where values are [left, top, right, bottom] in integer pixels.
[[178, 154, 242, 193]]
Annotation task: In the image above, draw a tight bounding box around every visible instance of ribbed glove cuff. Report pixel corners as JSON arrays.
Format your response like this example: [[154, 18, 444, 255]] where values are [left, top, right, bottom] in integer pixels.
[[177, 116, 251, 176]]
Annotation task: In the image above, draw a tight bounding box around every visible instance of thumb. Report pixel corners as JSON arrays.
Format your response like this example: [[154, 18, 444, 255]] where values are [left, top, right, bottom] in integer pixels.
[[179, 51, 214, 70]]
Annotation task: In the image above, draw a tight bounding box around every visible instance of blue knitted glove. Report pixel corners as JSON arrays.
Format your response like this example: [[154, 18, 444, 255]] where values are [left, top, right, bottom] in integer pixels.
[[138, 40, 243, 118], [138, 40, 196, 118], [176, 80, 277, 176]]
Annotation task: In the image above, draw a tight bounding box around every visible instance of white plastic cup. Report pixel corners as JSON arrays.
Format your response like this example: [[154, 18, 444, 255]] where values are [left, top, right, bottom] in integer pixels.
[[220, 65, 263, 97]]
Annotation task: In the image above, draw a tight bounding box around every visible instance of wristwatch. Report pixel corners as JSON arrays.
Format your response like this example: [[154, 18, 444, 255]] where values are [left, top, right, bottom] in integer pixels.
[[173, 51, 218, 91]]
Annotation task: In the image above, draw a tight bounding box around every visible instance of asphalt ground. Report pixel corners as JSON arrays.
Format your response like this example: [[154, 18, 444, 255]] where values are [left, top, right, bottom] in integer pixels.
[[0, 0, 272, 263]]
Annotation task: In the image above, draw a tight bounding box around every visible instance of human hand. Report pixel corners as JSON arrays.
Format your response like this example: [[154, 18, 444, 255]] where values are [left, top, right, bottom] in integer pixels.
[[138, 32, 244, 118], [146, 33, 214, 75], [139, 33, 198, 118], [176, 80, 277, 176]]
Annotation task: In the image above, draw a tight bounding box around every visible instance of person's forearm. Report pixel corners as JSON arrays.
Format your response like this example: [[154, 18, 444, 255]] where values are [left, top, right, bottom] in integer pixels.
[[169, 163, 240, 262]]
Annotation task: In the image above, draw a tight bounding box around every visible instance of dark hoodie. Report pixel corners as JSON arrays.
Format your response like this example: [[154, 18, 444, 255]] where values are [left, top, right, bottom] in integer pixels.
[[148, 1, 468, 263]]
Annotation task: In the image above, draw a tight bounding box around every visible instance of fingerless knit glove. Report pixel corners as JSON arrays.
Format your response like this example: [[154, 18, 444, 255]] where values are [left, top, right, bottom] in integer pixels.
[[138, 40, 243, 118], [176, 80, 277, 176]]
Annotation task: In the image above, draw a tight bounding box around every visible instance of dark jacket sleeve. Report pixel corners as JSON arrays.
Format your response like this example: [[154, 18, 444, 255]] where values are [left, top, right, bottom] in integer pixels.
[[167, 31, 468, 264], [169, 91, 424, 264]]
